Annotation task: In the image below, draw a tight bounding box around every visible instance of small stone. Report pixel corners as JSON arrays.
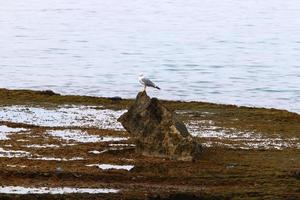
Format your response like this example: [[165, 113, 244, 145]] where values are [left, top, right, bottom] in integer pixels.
[[55, 166, 63, 175], [39, 90, 58, 96]]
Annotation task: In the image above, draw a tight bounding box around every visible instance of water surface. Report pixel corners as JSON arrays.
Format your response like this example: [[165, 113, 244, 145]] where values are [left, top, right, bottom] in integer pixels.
[[1, 0, 300, 112]]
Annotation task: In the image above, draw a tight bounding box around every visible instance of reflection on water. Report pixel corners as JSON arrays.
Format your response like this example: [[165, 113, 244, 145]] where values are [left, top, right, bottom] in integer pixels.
[[1, 0, 300, 113]]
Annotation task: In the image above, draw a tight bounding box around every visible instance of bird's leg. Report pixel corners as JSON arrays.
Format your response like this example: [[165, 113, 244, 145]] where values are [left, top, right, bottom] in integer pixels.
[[143, 85, 146, 92]]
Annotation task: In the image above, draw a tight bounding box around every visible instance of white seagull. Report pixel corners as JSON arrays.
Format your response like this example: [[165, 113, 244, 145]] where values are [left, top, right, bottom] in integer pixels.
[[139, 74, 160, 92]]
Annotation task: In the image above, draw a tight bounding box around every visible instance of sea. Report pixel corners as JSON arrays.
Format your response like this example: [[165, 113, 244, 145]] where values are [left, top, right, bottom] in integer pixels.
[[1, 0, 300, 113]]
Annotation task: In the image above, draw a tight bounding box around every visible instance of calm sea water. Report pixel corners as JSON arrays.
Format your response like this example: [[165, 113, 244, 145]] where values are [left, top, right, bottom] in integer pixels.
[[1, 0, 300, 113]]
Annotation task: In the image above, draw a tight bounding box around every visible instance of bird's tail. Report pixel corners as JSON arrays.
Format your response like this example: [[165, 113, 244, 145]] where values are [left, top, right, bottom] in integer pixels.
[[155, 86, 161, 90]]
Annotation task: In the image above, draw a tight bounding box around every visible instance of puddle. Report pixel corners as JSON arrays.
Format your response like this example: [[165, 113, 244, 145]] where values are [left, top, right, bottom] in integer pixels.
[[7, 165, 26, 168], [88, 146, 132, 155], [108, 143, 135, 147], [17, 139, 30, 142], [86, 164, 134, 171], [0, 125, 28, 140], [187, 120, 263, 140], [0, 186, 119, 194], [0, 105, 126, 130], [0, 148, 31, 158], [187, 120, 300, 150], [0, 147, 84, 161], [89, 150, 108, 154], [47, 130, 128, 143], [22, 144, 60, 148], [29, 156, 84, 161]]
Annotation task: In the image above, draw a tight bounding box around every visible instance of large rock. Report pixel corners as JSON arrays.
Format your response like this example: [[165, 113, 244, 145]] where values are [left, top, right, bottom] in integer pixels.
[[118, 91, 201, 161]]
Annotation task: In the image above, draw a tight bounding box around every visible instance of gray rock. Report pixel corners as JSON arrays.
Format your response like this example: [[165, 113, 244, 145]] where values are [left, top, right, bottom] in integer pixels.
[[118, 91, 201, 161]]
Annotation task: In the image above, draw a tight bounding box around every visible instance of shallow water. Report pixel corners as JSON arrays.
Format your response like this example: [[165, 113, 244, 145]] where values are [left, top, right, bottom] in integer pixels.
[[0, 186, 119, 194], [86, 164, 134, 171], [47, 129, 128, 143], [1, 0, 300, 112], [0, 105, 299, 150], [187, 120, 300, 150], [0, 125, 28, 140], [0, 105, 125, 130]]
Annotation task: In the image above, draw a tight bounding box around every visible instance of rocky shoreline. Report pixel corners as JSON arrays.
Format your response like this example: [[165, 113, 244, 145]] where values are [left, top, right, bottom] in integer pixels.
[[0, 88, 299, 199]]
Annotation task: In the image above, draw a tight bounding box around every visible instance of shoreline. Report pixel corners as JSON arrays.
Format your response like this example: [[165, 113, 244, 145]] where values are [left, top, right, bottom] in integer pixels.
[[1, 88, 298, 115], [1, 87, 300, 139]]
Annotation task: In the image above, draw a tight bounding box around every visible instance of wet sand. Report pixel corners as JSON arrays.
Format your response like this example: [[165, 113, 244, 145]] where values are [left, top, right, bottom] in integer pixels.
[[0, 88, 299, 199]]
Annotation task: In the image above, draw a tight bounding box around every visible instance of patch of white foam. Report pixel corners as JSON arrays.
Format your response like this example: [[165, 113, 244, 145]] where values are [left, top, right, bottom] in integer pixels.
[[187, 120, 300, 150], [47, 129, 128, 143], [0, 105, 126, 130], [86, 164, 134, 171], [0, 186, 119, 194], [0, 125, 28, 140]]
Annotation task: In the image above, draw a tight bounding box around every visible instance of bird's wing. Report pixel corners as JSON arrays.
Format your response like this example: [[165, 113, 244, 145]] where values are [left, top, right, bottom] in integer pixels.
[[142, 77, 156, 87]]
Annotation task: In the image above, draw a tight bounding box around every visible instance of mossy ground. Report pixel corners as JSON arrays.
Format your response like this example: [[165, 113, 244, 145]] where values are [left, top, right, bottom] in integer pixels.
[[0, 89, 299, 200]]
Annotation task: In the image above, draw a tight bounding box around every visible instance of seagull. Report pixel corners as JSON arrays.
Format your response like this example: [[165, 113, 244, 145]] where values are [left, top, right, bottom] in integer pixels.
[[139, 74, 160, 92]]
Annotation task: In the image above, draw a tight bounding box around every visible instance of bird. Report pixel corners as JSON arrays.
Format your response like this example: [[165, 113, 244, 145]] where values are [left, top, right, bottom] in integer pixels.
[[138, 74, 160, 92]]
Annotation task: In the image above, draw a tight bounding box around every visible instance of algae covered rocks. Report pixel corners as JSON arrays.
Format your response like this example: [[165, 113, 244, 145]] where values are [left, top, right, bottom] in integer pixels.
[[118, 92, 202, 161]]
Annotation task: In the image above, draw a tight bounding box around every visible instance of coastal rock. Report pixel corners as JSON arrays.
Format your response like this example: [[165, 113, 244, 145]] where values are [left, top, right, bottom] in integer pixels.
[[118, 91, 201, 161], [38, 90, 58, 96]]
